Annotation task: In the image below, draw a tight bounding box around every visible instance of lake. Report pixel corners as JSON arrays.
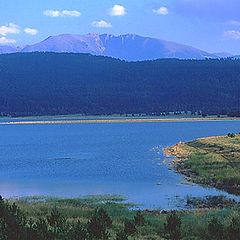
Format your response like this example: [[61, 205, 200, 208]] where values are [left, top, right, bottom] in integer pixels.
[[0, 120, 239, 209]]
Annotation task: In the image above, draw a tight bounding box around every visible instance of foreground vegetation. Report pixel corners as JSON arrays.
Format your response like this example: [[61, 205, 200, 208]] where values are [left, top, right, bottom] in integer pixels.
[[1, 195, 240, 240], [165, 133, 240, 195]]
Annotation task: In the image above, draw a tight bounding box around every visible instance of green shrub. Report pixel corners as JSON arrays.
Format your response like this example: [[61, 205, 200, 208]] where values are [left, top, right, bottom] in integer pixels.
[[226, 217, 240, 240], [134, 211, 146, 226], [68, 221, 88, 240], [87, 207, 112, 239], [164, 212, 182, 240], [207, 217, 225, 240], [124, 219, 137, 236], [116, 230, 128, 240]]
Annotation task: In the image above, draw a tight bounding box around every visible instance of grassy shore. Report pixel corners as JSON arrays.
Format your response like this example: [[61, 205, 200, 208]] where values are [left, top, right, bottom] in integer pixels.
[[1, 195, 239, 240], [165, 133, 240, 195]]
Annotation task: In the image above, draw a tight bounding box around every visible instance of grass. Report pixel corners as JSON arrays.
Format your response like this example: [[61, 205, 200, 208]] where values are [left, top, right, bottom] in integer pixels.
[[165, 133, 240, 194], [5, 195, 240, 239], [14, 195, 134, 222]]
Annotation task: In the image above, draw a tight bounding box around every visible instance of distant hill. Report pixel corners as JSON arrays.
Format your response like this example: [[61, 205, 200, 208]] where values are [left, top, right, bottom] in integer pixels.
[[11, 33, 218, 60], [22, 34, 104, 55], [0, 46, 21, 54], [213, 52, 233, 58], [98, 34, 217, 61], [0, 52, 239, 117]]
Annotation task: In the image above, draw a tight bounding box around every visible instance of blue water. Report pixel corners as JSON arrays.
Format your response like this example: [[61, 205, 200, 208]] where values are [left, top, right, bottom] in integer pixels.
[[0, 120, 239, 209]]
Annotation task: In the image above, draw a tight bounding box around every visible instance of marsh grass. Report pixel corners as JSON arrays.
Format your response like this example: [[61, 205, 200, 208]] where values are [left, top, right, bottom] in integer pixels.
[[3, 195, 238, 239], [13, 195, 135, 222]]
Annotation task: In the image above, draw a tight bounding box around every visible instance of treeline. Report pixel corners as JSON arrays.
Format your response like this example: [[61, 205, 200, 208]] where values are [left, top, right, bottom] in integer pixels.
[[0, 53, 240, 117], [1, 196, 240, 240]]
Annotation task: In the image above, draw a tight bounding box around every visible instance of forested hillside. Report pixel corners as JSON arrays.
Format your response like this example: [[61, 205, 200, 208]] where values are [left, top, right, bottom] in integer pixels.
[[0, 53, 239, 117]]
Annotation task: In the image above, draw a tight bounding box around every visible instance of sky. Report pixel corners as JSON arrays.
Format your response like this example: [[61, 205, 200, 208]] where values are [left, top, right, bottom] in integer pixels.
[[1, 0, 240, 54]]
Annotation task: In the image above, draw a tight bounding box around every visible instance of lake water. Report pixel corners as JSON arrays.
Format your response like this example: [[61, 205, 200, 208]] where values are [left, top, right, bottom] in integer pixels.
[[0, 120, 239, 209]]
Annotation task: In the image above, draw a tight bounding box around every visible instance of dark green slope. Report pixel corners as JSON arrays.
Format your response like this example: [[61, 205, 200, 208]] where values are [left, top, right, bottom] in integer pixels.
[[0, 52, 239, 116]]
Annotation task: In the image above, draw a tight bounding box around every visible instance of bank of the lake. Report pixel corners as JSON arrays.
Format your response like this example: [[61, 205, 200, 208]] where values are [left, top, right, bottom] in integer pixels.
[[1, 195, 240, 240], [0, 116, 240, 125], [165, 134, 240, 195]]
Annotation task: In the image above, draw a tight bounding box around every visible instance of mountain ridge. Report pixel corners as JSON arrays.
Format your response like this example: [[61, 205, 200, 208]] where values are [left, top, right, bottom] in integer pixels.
[[0, 33, 222, 61]]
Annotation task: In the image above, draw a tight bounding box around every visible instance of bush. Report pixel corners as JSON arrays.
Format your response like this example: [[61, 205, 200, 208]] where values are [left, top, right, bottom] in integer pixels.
[[116, 230, 128, 240], [87, 207, 112, 240], [124, 220, 137, 236], [134, 211, 146, 226], [164, 212, 182, 240], [47, 207, 67, 239], [207, 217, 225, 240], [34, 218, 51, 240], [0, 196, 27, 240], [68, 221, 88, 240], [227, 217, 240, 240]]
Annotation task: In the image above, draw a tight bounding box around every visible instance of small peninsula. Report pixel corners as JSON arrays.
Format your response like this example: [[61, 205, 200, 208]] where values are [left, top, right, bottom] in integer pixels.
[[165, 133, 240, 195]]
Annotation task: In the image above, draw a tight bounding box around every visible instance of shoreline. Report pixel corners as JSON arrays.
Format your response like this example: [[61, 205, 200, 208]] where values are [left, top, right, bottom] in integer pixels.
[[0, 117, 239, 125], [3, 194, 240, 240], [164, 135, 240, 196]]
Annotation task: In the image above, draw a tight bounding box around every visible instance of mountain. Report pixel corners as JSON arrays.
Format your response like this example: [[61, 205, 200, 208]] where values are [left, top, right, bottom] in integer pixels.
[[0, 46, 21, 54], [213, 52, 233, 58], [22, 34, 104, 55], [22, 33, 217, 61], [99, 34, 217, 60], [0, 52, 239, 117]]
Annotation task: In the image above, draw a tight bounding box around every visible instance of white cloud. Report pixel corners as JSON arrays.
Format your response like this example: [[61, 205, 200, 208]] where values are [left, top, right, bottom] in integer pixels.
[[0, 36, 16, 44], [61, 10, 81, 17], [43, 10, 60, 17], [153, 7, 169, 15], [109, 5, 126, 16], [43, 10, 81, 18], [0, 23, 20, 36], [24, 28, 38, 35], [224, 30, 240, 39], [92, 20, 112, 28]]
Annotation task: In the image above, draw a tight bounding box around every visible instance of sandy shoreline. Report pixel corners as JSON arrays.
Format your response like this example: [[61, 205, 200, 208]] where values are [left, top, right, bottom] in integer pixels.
[[0, 117, 239, 125]]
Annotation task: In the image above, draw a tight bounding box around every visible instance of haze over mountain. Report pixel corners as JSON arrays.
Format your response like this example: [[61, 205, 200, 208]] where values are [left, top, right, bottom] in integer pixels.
[[0, 33, 221, 61]]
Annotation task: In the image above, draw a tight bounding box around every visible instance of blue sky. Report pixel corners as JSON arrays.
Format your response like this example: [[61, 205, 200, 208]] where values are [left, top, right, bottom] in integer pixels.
[[1, 0, 240, 54]]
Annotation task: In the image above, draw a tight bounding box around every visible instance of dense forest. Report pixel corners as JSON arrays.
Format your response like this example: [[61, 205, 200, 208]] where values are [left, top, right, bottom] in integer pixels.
[[0, 53, 239, 117]]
